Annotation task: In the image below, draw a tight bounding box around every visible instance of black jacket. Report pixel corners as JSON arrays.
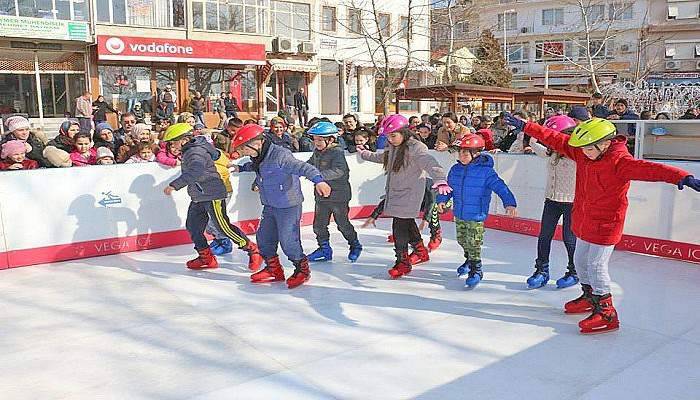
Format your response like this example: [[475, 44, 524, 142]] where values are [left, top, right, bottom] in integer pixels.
[[92, 100, 117, 122], [417, 134, 437, 150], [306, 145, 351, 203], [132, 108, 146, 123], [294, 92, 308, 110]]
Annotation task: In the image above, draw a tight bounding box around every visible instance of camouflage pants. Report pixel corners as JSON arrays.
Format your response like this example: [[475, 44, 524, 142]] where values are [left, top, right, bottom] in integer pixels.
[[455, 219, 485, 261]]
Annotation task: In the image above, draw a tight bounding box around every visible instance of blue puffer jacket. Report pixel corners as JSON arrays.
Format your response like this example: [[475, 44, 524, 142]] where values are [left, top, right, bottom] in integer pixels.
[[170, 136, 227, 202], [240, 142, 324, 208], [436, 153, 516, 222]]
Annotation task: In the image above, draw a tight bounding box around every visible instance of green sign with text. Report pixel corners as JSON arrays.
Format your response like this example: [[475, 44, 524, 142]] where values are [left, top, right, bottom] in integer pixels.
[[0, 16, 90, 42]]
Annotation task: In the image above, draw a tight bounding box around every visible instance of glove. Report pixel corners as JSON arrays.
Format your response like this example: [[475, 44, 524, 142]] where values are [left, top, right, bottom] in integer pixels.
[[432, 180, 453, 195], [678, 175, 700, 191], [503, 112, 525, 131]]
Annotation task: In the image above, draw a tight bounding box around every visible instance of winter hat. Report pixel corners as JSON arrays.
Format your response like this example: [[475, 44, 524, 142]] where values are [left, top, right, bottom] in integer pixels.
[[59, 120, 79, 136], [131, 123, 149, 139], [95, 122, 113, 133], [5, 116, 31, 133], [194, 123, 205, 130], [568, 105, 590, 121], [96, 146, 115, 160], [1, 140, 28, 159], [43, 146, 72, 167]]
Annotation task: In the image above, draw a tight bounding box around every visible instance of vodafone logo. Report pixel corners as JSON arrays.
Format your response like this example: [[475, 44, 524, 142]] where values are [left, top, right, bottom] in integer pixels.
[[105, 37, 125, 54]]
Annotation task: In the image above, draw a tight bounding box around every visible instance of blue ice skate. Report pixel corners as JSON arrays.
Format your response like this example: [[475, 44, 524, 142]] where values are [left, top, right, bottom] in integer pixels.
[[308, 241, 333, 262], [464, 261, 483, 288], [348, 240, 363, 262], [556, 265, 579, 289], [210, 238, 233, 256], [527, 264, 550, 289], [457, 261, 469, 277]]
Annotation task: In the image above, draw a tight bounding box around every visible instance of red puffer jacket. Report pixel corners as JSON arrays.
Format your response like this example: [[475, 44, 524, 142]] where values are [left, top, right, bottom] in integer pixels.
[[524, 122, 690, 245]]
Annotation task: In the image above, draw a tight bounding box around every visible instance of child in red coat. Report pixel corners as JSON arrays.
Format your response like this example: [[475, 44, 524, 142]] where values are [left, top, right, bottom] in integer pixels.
[[0, 140, 39, 170], [505, 114, 700, 334]]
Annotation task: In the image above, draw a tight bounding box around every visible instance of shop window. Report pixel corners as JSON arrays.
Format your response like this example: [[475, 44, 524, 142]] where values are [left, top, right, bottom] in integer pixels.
[[271, 1, 310, 40], [192, 0, 268, 34], [223, 69, 257, 113], [98, 66, 154, 113], [96, 0, 185, 27]]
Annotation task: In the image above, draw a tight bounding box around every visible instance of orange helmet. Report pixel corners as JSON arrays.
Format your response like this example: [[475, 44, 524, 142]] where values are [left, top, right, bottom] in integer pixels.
[[231, 124, 264, 149], [451, 133, 485, 150]]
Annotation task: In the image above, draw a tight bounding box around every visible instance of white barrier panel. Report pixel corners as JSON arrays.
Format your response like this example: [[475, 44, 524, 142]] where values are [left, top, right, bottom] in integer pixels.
[[0, 152, 698, 268]]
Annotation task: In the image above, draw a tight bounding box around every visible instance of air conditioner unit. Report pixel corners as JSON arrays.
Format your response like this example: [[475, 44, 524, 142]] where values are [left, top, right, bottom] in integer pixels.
[[511, 67, 520, 74], [273, 37, 294, 53], [521, 27, 529, 34], [695, 60, 700, 70], [620, 44, 631, 53], [298, 41, 315, 54], [665, 60, 680, 70]]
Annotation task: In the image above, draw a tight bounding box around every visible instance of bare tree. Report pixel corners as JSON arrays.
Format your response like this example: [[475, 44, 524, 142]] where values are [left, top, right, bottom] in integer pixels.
[[430, 0, 482, 82]]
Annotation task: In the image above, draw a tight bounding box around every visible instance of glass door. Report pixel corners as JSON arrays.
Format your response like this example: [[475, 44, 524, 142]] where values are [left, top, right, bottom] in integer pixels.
[[154, 68, 177, 112]]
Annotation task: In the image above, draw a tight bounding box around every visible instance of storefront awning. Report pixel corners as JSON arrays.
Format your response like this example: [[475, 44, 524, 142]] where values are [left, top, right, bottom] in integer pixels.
[[267, 59, 320, 73]]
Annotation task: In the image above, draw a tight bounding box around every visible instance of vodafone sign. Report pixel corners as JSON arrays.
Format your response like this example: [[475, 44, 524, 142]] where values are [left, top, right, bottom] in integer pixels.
[[97, 35, 265, 65]]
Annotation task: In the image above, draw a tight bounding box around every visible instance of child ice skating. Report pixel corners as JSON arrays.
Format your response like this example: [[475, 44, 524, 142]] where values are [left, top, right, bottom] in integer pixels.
[[162, 123, 263, 271], [436, 134, 517, 288], [527, 115, 579, 289], [231, 124, 332, 289], [506, 114, 700, 334], [358, 114, 450, 279], [305, 121, 362, 262]]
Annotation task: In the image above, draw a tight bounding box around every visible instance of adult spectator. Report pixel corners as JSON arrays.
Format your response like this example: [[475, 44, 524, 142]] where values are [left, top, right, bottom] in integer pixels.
[[154, 102, 172, 125], [607, 98, 638, 133], [93, 122, 123, 155], [114, 112, 137, 144], [224, 92, 239, 118], [213, 117, 242, 154], [420, 113, 430, 125], [639, 110, 653, 120], [679, 107, 698, 120], [492, 113, 511, 147], [470, 115, 481, 130], [655, 112, 671, 120], [216, 92, 227, 129], [590, 92, 610, 118], [0, 140, 39, 170], [92, 95, 118, 124], [75, 91, 93, 133], [190, 91, 206, 126], [294, 87, 309, 127], [132, 103, 145, 124], [435, 112, 470, 151], [408, 116, 420, 130], [342, 113, 361, 144], [177, 112, 196, 127], [159, 85, 177, 115], [459, 115, 469, 127], [479, 115, 494, 130], [1, 115, 50, 167], [416, 123, 436, 149], [568, 105, 590, 124], [47, 120, 80, 153], [265, 117, 298, 151], [117, 123, 157, 163]]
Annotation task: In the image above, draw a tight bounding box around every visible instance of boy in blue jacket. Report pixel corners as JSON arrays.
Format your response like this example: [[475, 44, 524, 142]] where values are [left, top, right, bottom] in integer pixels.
[[231, 124, 332, 289], [436, 133, 517, 288]]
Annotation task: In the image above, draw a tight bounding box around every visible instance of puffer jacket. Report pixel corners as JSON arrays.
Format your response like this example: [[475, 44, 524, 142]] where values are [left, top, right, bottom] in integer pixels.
[[306, 144, 351, 203], [523, 122, 690, 245], [155, 142, 180, 167], [70, 148, 97, 166], [213, 149, 233, 193], [170, 136, 227, 202], [361, 137, 446, 219], [240, 141, 324, 208], [436, 153, 516, 222], [531, 142, 576, 203]]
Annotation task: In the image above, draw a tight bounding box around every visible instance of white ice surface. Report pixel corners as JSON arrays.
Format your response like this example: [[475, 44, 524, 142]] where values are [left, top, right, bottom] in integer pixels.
[[1, 220, 699, 400]]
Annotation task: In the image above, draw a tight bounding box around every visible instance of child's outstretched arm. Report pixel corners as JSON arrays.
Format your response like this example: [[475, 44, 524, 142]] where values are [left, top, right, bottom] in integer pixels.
[[358, 147, 384, 164], [504, 113, 579, 161], [487, 170, 518, 216], [615, 156, 693, 187], [435, 166, 456, 211]]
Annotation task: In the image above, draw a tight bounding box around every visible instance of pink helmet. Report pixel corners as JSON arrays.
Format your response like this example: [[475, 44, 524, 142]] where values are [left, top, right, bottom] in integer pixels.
[[544, 115, 577, 132], [378, 114, 409, 135]]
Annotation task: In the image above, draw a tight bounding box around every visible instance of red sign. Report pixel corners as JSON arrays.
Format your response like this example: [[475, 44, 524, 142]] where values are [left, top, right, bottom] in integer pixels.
[[97, 35, 266, 65]]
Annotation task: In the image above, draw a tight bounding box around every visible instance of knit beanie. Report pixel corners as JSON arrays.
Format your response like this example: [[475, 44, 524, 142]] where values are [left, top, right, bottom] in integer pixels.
[[43, 146, 72, 167], [6, 116, 31, 133], [1, 140, 27, 159], [131, 123, 149, 139], [96, 146, 115, 160], [95, 122, 113, 133]]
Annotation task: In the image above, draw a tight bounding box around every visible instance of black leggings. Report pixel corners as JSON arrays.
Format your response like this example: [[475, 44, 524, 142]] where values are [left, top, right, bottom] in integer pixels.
[[392, 217, 422, 258]]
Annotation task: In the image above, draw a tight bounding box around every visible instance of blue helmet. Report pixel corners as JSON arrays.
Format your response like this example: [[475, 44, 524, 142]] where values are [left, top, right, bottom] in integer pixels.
[[307, 121, 338, 137]]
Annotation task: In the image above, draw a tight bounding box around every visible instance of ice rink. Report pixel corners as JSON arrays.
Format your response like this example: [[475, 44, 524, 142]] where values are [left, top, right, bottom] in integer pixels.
[[1, 220, 699, 400]]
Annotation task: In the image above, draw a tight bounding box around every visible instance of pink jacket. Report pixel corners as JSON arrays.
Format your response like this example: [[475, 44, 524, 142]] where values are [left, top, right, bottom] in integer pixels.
[[70, 148, 97, 166], [156, 142, 181, 167]]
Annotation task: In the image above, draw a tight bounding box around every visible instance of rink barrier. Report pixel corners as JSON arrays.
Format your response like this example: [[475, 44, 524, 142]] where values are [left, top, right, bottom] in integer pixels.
[[0, 152, 698, 269]]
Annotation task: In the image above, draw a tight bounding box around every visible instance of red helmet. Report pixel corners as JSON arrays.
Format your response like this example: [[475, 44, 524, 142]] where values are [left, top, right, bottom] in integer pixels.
[[451, 133, 485, 150], [231, 124, 264, 149], [378, 114, 409, 135]]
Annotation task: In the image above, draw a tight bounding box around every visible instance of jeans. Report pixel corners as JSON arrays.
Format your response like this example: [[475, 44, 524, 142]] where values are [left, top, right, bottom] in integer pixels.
[[392, 217, 422, 259], [313, 201, 358, 245], [536, 199, 576, 267], [165, 102, 175, 116], [256, 204, 304, 261], [185, 199, 251, 251], [296, 108, 308, 127], [193, 111, 205, 126], [574, 238, 614, 295]]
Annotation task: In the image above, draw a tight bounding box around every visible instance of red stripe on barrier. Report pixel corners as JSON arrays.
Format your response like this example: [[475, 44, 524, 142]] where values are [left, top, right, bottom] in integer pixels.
[[0, 205, 378, 269]]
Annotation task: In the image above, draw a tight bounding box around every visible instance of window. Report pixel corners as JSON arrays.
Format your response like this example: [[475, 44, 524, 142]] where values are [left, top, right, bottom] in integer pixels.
[[535, 41, 571, 61], [608, 3, 633, 20], [12, 0, 88, 20], [348, 7, 362, 34], [378, 13, 390, 37], [578, 39, 613, 59], [667, 2, 699, 20], [542, 8, 564, 26], [322, 6, 336, 32], [271, 1, 310, 40], [497, 11, 517, 30], [586, 4, 605, 22], [665, 46, 676, 59], [192, 0, 268, 34], [400, 16, 411, 39], [320, 60, 341, 114], [507, 44, 529, 63], [96, 0, 185, 27]]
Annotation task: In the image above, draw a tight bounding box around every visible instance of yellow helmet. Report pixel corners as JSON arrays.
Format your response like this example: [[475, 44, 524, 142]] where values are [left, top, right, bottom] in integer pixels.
[[568, 118, 617, 148], [163, 123, 193, 142]]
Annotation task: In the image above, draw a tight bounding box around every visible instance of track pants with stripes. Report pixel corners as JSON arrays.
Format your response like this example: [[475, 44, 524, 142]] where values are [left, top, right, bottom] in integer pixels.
[[186, 198, 250, 251]]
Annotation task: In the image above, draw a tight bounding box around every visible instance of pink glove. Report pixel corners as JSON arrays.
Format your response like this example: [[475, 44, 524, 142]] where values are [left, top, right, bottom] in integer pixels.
[[432, 180, 452, 195]]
